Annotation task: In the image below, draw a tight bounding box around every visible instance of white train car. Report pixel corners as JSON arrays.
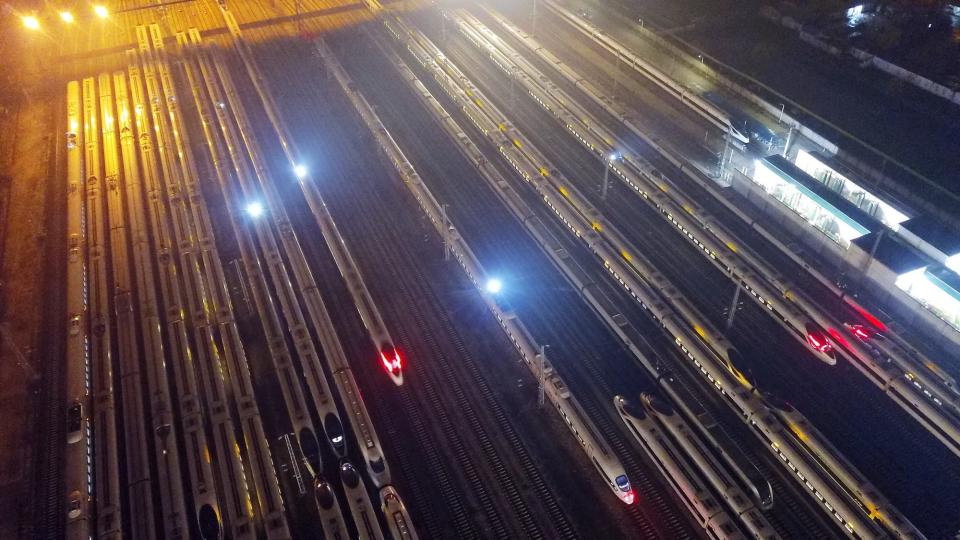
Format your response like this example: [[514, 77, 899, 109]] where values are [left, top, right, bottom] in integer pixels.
[[380, 486, 419, 540], [64, 79, 94, 540], [219, 9, 404, 387], [81, 75, 123, 540], [480, 6, 960, 460], [615, 396, 746, 539], [339, 461, 385, 540], [638, 394, 777, 539]]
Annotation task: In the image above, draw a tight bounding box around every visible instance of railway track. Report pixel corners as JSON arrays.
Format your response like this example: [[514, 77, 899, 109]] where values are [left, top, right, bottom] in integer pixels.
[[434, 28, 877, 537], [344, 25, 704, 539], [336, 155, 571, 540], [32, 89, 69, 540], [437, 16, 960, 536], [375, 14, 842, 537], [306, 33, 578, 538]]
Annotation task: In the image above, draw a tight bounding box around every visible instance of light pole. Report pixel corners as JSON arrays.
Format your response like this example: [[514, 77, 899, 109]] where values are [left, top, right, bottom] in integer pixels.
[[716, 126, 731, 181], [442, 203, 451, 261], [724, 284, 742, 329], [611, 53, 621, 99], [602, 152, 618, 200], [531, 0, 538, 37], [536, 345, 547, 408]]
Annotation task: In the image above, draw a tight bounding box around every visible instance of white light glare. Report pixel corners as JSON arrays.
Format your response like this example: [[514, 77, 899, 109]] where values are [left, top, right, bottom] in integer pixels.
[[294, 164, 308, 179], [485, 278, 503, 294], [246, 202, 264, 218]]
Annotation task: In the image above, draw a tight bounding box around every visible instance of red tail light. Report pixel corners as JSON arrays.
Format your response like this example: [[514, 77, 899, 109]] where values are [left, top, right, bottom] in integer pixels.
[[806, 332, 833, 354], [827, 327, 849, 348], [846, 300, 888, 332], [380, 349, 402, 373], [849, 324, 871, 341]]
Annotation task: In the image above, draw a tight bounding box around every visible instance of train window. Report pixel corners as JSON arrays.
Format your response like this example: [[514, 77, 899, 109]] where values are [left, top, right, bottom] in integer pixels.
[[369, 457, 386, 474], [615, 475, 630, 492], [720, 522, 737, 534], [67, 490, 82, 519], [69, 315, 82, 336], [67, 402, 83, 444]]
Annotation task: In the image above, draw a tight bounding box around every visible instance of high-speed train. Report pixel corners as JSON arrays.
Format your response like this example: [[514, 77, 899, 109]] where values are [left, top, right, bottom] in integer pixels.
[[380, 486, 419, 540], [478, 5, 960, 459], [320, 32, 636, 505], [64, 79, 93, 540], [452, 9, 839, 368], [313, 475, 348, 540], [339, 461, 385, 540], [765, 393, 924, 539], [615, 396, 747, 539], [209, 24, 394, 488], [217, 7, 405, 387], [634, 394, 778, 539]]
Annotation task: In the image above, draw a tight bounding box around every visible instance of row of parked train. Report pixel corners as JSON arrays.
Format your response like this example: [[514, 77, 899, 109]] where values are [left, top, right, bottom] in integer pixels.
[[62, 15, 418, 540]]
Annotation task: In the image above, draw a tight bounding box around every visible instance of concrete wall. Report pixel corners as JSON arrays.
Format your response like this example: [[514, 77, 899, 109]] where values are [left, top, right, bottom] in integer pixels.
[[763, 10, 960, 107], [634, 15, 960, 231]]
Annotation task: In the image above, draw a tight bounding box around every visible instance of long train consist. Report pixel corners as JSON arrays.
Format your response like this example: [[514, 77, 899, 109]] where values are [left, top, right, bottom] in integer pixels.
[[64, 80, 94, 540], [452, 10, 830, 365], [384, 13, 922, 538], [131, 39, 259, 539], [480, 6, 960, 459], [137, 25, 290, 538], [177, 29, 347, 474], [315, 36, 636, 506], [125, 57, 229, 537], [220, 8, 405, 388], [173, 29, 333, 485], [446, 11, 936, 538], [616, 394, 779, 539], [378, 18, 777, 515], [81, 76, 124, 540]]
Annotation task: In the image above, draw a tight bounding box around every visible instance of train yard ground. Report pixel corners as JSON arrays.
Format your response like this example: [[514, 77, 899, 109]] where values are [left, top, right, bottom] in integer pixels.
[[0, 24, 64, 540], [3, 0, 960, 538]]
